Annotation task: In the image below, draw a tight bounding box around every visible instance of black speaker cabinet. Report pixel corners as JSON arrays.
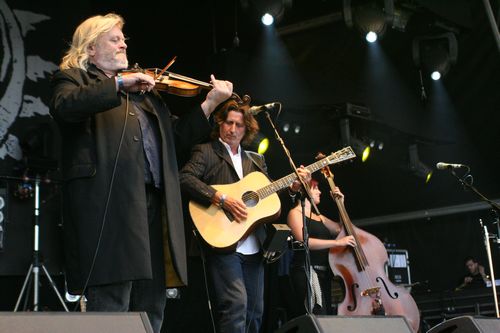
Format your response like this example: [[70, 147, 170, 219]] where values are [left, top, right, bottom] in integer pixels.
[[275, 314, 413, 333], [0, 312, 153, 333], [426, 315, 500, 333]]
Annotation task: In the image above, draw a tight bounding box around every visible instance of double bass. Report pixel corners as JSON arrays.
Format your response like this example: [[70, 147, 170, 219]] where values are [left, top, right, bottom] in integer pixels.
[[316, 153, 420, 333]]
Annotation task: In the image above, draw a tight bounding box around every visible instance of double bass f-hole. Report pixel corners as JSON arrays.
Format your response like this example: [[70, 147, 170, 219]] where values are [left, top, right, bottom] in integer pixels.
[[315, 152, 420, 333]]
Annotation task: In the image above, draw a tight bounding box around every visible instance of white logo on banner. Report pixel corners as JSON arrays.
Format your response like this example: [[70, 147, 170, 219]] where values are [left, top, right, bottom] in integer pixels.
[[0, 0, 57, 160]]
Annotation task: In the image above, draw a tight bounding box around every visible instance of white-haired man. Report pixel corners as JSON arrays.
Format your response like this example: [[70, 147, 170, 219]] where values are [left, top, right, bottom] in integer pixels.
[[50, 13, 232, 333]]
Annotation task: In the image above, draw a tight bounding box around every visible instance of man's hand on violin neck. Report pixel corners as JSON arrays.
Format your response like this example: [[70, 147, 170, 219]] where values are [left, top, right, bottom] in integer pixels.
[[201, 74, 233, 116], [118, 72, 155, 93], [210, 74, 233, 100]]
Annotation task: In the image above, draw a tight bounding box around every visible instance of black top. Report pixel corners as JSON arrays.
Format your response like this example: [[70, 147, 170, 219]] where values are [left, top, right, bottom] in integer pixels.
[[462, 273, 487, 289], [292, 215, 338, 267]]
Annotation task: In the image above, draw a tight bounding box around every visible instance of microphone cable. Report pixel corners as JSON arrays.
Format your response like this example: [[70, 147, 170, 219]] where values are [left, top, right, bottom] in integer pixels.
[[73, 92, 130, 311], [193, 228, 217, 333]]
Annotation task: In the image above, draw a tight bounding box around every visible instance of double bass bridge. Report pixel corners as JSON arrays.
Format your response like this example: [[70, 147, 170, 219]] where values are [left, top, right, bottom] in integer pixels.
[[361, 286, 381, 297]]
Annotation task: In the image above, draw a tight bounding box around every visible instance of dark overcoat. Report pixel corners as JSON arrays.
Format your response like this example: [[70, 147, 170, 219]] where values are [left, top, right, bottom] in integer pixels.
[[50, 65, 210, 292]]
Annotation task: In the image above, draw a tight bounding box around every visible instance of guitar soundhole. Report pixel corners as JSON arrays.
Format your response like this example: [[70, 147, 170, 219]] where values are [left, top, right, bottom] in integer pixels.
[[242, 191, 259, 207]]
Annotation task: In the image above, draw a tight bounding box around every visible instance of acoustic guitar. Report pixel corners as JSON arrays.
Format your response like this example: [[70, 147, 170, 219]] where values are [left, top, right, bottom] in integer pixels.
[[189, 147, 356, 250]]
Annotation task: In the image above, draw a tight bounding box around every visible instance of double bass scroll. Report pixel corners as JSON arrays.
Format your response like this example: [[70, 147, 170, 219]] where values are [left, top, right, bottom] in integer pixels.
[[316, 152, 420, 333]]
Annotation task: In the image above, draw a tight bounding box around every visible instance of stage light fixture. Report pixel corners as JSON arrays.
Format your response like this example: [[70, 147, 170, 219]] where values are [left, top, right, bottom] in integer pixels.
[[413, 32, 458, 80], [261, 13, 274, 26], [339, 118, 370, 163], [255, 0, 291, 26], [431, 71, 441, 81], [391, 6, 412, 32], [352, 138, 371, 162], [257, 137, 270, 154], [408, 144, 432, 183], [282, 123, 290, 133], [343, 0, 394, 42], [246, 133, 270, 155], [293, 125, 301, 134], [366, 31, 378, 43]]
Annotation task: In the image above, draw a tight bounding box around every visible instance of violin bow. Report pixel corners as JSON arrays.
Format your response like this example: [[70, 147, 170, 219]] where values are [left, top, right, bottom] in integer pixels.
[[154, 56, 177, 80]]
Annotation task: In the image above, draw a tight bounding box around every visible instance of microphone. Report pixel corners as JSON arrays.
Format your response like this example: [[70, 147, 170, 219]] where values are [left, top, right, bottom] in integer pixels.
[[248, 102, 280, 115], [436, 162, 467, 170]]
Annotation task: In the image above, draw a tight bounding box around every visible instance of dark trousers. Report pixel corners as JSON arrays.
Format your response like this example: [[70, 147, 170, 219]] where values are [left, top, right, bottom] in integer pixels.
[[85, 185, 166, 333], [207, 251, 264, 333], [289, 265, 333, 318]]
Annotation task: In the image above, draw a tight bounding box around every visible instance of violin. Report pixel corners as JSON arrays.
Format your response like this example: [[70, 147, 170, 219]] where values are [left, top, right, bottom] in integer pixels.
[[121, 58, 245, 101], [316, 152, 420, 333]]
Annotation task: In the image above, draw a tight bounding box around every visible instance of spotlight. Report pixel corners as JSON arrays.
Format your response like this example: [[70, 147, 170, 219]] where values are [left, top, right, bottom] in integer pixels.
[[339, 118, 370, 163], [352, 138, 371, 162], [343, 0, 394, 42], [255, 0, 289, 26], [431, 71, 441, 81], [408, 144, 432, 183], [294, 125, 301, 134], [246, 133, 270, 155], [413, 32, 458, 80], [257, 137, 270, 155], [365, 31, 377, 43], [261, 13, 274, 26], [282, 123, 290, 132], [377, 142, 384, 150]]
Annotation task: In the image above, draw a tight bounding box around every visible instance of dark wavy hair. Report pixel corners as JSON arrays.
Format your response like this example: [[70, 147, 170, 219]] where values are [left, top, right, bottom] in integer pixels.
[[211, 94, 259, 146]]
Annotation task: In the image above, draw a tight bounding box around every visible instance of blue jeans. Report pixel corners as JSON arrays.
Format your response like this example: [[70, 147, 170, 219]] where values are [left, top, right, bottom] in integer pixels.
[[207, 251, 264, 333], [85, 185, 165, 333]]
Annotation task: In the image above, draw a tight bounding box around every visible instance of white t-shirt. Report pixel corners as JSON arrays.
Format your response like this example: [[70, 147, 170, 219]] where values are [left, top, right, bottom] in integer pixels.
[[219, 138, 260, 255]]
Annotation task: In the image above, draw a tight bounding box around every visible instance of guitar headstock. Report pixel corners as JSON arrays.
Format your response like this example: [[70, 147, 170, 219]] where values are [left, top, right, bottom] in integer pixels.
[[316, 152, 334, 180], [326, 146, 356, 165]]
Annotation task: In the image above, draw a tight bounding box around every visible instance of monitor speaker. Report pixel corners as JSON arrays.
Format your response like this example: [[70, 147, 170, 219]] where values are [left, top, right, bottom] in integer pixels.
[[0, 312, 153, 333], [426, 315, 500, 333], [275, 314, 413, 333]]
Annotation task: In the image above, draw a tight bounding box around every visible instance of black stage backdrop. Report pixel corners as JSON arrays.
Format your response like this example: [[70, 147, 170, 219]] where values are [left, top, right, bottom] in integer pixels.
[[0, 1, 499, 332]]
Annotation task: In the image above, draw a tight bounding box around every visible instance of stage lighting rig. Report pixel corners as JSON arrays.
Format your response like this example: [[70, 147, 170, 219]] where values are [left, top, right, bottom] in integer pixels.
[[340, 118, 371, 163], [343, 0, 395, 42], [412, 32, 458, 80], [408, 144, 432, 183], [253, 0, 293, 26]]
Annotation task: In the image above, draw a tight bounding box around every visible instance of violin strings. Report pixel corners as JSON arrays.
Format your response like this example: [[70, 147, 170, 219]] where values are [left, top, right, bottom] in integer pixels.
[[167, 72, 212, 88]]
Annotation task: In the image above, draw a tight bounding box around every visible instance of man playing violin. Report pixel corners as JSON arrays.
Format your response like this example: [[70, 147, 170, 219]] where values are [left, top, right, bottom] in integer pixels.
[[50, 13, 232, 333]]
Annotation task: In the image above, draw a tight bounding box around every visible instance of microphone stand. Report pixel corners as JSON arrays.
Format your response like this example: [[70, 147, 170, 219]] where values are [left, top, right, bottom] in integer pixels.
[[449, 169, 500, 318], [0, 174, 69, 312], [264, 111, 321, 314]]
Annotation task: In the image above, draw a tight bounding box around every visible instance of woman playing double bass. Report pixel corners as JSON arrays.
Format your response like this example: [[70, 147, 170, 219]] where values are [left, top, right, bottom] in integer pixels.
[[287, 178, 356, 318], [287, 165, 420, 333]]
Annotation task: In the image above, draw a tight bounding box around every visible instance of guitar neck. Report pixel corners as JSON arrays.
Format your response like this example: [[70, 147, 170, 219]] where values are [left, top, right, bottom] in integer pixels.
[[257, 151, 350, 199]]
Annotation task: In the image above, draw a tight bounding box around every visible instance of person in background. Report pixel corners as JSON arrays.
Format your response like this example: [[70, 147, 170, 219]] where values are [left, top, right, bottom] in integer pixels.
[[456, 257, 489, 290]]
